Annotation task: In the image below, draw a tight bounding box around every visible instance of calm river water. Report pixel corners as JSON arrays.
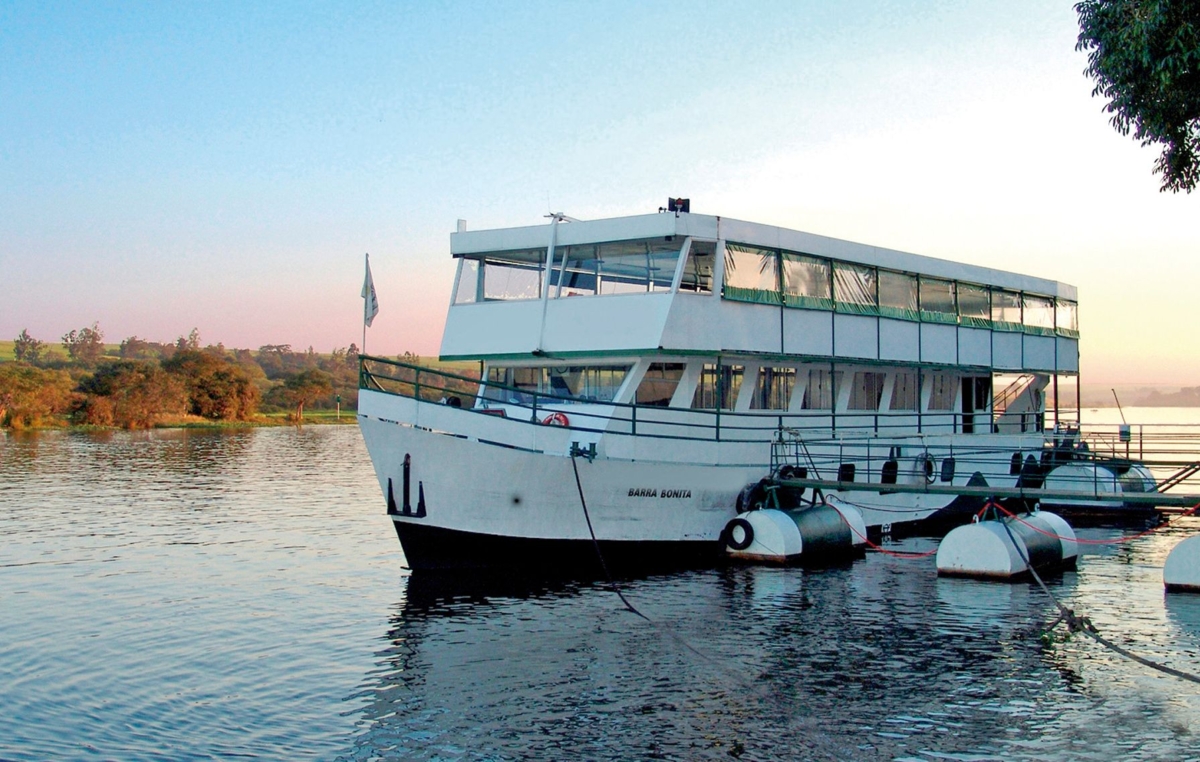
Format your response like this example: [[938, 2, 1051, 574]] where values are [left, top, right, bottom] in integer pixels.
[[2, 424, 1200, 761]]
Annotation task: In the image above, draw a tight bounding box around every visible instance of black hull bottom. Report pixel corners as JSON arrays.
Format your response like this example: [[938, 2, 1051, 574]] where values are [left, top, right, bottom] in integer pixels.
[[393, 520, 722, 574]]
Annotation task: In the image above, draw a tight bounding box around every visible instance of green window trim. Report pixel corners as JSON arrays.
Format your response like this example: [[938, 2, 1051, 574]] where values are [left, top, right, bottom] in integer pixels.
[[1023, 325, 1058, 337], [1056, 328, 1080, 339], [878, 305, 919, 321], [920, 311, 959, 326], [992, 319, 1023, 333], [723, 285, 782, 305], [959, 316, 992, 329], [783, 294, 834, 310], [835, 302, 880, 316]]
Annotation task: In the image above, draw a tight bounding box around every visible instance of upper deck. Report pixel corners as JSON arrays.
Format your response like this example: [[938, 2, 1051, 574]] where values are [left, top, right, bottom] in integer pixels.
[[441, 211, 1079, 375]]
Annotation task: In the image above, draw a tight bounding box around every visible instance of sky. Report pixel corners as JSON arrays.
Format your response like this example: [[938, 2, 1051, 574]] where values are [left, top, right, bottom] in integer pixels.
[[1, 1, 1196, 385]]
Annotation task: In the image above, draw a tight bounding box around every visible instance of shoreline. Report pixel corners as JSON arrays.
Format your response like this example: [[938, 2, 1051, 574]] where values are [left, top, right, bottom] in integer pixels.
[[2, 412, 360, 433]]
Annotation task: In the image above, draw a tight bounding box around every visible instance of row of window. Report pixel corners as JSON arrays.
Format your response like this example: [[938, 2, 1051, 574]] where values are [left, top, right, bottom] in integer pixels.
[[724, 243, 1077, 335], [452, 239, 1078, 337], [659, 363, 964, 412], [480, 363, 983, 414], [455, 239, 715, 303]]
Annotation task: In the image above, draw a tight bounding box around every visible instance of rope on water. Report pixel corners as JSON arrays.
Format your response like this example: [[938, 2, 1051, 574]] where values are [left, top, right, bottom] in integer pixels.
[[568, 453, 786, 702], [569, 453, 649, 621], [996, 515, 1200, 685]]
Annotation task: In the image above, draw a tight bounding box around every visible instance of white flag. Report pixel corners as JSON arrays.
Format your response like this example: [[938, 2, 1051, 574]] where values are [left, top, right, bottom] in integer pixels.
[[362, 253, 379, 327]]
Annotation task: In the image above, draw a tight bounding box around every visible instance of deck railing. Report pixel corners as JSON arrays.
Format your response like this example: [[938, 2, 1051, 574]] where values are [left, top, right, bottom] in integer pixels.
[[358, 355, 1200, 496]]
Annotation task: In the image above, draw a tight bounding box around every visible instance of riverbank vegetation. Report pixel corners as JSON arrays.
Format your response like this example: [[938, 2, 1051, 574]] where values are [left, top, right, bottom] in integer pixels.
[[0, 324, 448, 430]]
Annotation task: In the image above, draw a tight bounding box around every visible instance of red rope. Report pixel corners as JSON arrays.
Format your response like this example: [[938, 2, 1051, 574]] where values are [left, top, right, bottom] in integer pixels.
[[989, 501, 1200, 546], [821, 500, 939, 559]]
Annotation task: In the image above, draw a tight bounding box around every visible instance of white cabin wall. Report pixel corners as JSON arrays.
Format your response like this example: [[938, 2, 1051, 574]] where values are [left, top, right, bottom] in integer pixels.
[[1056, 338, 1079, 373], [958, 327, 991, 367], [661, 297, 782, 354], [541, 293, 673, 354], [833, 314, 878, 360], [441, 300, 544, 357], [879, 320, 919, 362], [920, 323, 957, 365], [1023, 335, 1057, 371], [992, 332, 1023, 370], [783, 310, 833, 356]]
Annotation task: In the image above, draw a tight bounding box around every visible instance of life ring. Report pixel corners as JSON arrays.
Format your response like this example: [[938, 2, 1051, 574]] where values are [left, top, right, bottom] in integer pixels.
[[923, 455, 936, 484], [723, 517, 755, 551], [541, 411, 570, 426]]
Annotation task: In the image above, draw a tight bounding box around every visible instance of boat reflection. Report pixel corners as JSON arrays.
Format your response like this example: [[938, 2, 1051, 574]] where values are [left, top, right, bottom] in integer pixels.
[[346, 559, 1132, 761]]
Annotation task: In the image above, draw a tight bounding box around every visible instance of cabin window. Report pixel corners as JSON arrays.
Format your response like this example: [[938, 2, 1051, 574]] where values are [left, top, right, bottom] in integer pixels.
[[928, 375, 958, 411], [635, 363, 685, 406], [679, 241, 715, 294], [834, 264, 877, 315], [890, 371, 919, 411], [751, 367, 795, 410], [547, 366, 629, 402], [483, 366, 543, 404], [459, 248, 548, 302], [802, 369, 840, 410], [878, 270, 918, 321], [848, 371, 885, 410], [992, 289, 1022, 330], [691, 363, 744, 410], [1023, 294, 1055, 335], [723, 244, 780, 304], [552, 238, 681, 297], [483, 365, 629, 403], [782, 253, 833, 309], [920, 278, 957, 324], [958, 283, 990, 328], [484, 264, 542, 301], [454, 260, 480, 304], [1056, 300, 1078, 337]]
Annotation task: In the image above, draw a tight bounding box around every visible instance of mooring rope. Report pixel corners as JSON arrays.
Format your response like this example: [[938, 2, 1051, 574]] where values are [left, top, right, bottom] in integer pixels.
[[986, 501, 1200, 546], [568, 453, 649, 621], [996, 515, 1200, 685], [822, 496, 939, 559], [568, 453, 793, 704]]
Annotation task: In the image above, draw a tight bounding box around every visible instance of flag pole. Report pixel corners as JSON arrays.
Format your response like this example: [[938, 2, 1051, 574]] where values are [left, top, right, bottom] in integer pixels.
[[363, 254, 368, 356], [361, 252, 378, 357]]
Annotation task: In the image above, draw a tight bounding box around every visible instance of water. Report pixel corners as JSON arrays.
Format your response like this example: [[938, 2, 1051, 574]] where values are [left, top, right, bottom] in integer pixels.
[[3, 425, 1200, 761]]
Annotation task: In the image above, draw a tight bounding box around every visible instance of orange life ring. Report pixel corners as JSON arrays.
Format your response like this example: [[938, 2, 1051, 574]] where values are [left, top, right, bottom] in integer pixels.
[[541, 411, 570, 426]]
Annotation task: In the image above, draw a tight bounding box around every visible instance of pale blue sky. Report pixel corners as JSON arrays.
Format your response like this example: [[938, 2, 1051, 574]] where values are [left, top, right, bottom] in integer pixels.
[[2, 1, 1195, 383]]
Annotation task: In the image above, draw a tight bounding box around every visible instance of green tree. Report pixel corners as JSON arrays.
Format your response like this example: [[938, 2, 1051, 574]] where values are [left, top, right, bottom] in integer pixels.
[[77, 360, 187, 429], [0, 364, 74, 428], [1076, 1, 1200, 192], [281, 368, 333, 421], [62, 322, 106, 365], [13, 329, 45, 364], [176, 328, 201, 352], [119, 336, 158, 360], [163, 349, 260, 420]]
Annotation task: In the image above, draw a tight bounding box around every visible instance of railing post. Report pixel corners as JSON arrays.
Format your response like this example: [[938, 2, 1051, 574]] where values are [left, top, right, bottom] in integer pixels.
[[414, 367, 421, 401], [631, 404, 637, 436]]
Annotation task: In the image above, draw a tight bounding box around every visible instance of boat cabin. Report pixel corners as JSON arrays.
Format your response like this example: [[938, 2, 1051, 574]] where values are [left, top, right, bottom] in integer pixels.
[[442, 211, 1079, 437]]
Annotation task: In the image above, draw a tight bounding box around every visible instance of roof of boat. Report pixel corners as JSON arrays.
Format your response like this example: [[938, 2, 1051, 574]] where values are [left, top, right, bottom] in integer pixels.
[[450, 211, 1075, 299]]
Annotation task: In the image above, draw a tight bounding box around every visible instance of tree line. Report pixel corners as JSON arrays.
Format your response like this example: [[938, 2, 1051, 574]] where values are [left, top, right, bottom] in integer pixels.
[[1, 324, 361, 429]]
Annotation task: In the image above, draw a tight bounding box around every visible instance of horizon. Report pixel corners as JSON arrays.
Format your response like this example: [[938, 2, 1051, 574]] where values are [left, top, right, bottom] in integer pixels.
[[3, 2, 1196, 385]]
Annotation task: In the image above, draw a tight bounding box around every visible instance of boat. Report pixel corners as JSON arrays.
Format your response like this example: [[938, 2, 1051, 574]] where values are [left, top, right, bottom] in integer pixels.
[[357, 203, 1158, 571]]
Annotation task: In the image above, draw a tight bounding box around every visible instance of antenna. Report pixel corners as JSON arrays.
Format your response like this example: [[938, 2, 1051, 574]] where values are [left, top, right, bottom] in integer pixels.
[[1112, 388, 1127, 425]]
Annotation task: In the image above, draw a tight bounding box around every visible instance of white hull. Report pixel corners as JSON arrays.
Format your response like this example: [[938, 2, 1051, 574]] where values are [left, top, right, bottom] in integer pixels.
[[358, 389, 1050, 569]]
